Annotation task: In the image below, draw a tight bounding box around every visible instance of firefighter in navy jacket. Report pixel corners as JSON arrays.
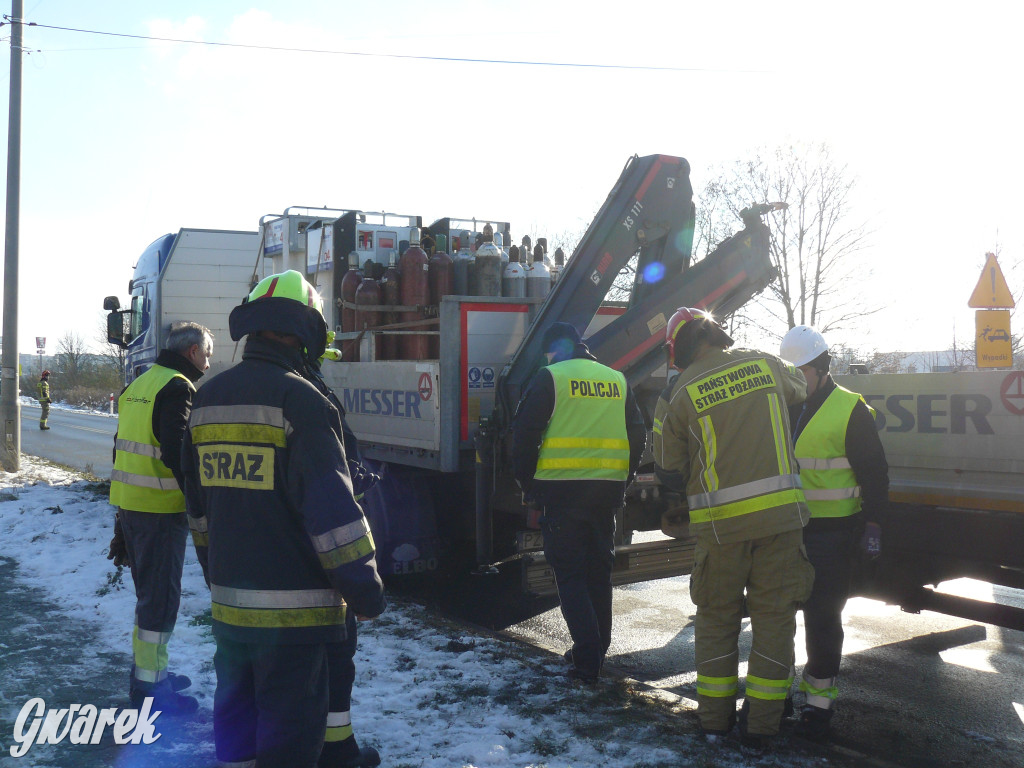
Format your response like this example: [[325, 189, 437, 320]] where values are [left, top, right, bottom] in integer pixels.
[[182, 270, 386, 768]]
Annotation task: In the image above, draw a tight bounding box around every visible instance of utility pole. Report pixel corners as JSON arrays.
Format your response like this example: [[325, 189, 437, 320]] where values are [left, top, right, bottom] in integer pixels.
[[1, 0, 23, 471]]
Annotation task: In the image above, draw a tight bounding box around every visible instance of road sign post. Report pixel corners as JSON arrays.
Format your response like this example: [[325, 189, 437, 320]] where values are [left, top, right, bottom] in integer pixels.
[[976, 310, 1013, 368], [969, 253, 1015, 369]]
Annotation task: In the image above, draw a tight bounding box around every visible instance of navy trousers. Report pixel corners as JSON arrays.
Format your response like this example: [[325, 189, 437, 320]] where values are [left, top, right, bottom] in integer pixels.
[[213, 638, 329, 768], [541, 508, 616, 677], [802, 526, 860, 680]]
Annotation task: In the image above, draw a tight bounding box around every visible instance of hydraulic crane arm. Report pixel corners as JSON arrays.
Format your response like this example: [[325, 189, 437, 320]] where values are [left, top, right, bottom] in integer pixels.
[[496, 154, 695, 421], [587, 212, 776, 386]]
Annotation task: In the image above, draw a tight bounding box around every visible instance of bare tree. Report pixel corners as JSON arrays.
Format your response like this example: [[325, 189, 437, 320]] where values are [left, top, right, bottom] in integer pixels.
[[55, 331, 92, 390], [695, 142, 875, 339], [95, 312, 127, 385]]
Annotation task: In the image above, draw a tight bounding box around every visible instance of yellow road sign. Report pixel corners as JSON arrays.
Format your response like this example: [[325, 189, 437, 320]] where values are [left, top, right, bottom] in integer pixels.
[[968, 252, 1015, 308], [976, 309, 1013, 368]]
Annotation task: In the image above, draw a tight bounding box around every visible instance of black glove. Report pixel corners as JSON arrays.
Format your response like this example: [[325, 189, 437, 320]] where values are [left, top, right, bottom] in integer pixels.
[[860, 521, 881, 559], [349, 460, 381, 500], [107, 514, 130, 568]]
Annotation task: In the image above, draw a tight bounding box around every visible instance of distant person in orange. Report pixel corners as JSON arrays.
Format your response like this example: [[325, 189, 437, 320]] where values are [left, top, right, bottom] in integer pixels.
[[37, 370, 51, 430]]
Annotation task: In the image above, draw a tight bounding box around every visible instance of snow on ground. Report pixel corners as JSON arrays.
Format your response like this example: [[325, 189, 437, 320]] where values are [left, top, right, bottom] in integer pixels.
[[0, 456, 837, 768]]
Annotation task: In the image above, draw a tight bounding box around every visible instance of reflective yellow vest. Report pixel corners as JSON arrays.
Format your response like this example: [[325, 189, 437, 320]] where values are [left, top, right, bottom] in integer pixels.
[[794, 384, 866, 518], [37, 380, 50, 402], [535, 358, 630, 482], [110, 365, 192, 513]]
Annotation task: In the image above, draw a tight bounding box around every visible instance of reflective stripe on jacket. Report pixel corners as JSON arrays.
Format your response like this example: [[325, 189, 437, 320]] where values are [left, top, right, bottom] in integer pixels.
[[653, 348, 809, 543], [181, 337, 386, 644], [110, 365, 191, 513], [794, 384, 866, 519], [535, 358, 630, 482], [37, 380, 50, 403]]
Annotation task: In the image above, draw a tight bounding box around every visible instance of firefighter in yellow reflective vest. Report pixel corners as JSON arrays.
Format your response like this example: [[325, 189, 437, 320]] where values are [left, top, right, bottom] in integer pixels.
[[37, 370, 51, 429], [653, 308, 814, 753], [780, 325, 889, 742], [182, 270, 386, 768], [513, 322, 647, 683], [108, 322, 213, 715]]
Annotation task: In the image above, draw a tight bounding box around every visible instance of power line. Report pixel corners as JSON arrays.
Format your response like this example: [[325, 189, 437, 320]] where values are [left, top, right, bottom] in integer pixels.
[[17, 19, 765, 74]]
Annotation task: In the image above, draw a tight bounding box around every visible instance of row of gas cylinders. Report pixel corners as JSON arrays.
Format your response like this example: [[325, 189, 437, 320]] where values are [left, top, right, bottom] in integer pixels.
[[339, 224, 564, 361]]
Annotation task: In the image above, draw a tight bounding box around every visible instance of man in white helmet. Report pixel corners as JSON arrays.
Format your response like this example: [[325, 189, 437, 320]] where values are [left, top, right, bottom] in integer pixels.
[[779, 325, 889, 742]]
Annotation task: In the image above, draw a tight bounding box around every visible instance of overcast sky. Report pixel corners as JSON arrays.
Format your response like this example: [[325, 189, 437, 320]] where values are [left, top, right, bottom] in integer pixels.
[[2, 0, 1022, 357]]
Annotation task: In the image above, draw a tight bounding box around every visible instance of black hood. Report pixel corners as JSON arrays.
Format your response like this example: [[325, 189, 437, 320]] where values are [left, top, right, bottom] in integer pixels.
[[229, 296, 327, 363]]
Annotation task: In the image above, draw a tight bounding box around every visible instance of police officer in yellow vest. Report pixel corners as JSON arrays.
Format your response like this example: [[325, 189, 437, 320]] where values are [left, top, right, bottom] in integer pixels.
[[780, 326, 888, 742], [512, 322, 646, 682], [109, 322, 213, 715], [653, 308, 813, 755], [37, 370, 51, 429]]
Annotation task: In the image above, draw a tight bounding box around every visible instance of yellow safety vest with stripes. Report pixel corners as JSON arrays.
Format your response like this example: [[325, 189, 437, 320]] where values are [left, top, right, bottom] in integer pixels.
[[535, 358, 630, 482], [110, 365, 191, 513], [794, 385, 867, 519]]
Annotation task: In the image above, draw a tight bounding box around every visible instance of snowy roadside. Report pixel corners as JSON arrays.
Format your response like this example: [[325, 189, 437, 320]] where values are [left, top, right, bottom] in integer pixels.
[[0, 457, 848, 768]]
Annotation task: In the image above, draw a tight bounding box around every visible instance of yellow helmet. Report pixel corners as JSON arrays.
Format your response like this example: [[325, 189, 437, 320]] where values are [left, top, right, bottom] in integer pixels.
[[229, 270, 328, 361]]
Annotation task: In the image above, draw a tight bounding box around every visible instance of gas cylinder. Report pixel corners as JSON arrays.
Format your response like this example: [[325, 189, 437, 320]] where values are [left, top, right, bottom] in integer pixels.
[[354, 268, 382, 360], [428, 234, 454, 358], [493, 231, 509, 265], [399, 227, 430, 359], [537, 238, 550, 267], [453, 231, 474, 295], [380, 250, 401, 360], [502, 242, 526, 298], [340, 252, 363, 361], [474, 223, 503, 298], [527, 243, 551, 299], [551, 247, 565, 285]]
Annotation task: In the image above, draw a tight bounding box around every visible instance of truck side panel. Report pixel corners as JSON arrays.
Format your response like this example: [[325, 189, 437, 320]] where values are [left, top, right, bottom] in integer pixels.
[[157, 229, 260, 380]]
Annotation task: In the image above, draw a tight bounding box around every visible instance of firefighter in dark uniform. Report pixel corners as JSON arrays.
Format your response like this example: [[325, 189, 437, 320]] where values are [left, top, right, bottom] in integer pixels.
[[37, 369, 51, 429], [108, 322, 213, 714], [780, 325, 888, 742], [512, 322, 647, 682], [181, 270, 386, 768], [311, 338, 384, 768]]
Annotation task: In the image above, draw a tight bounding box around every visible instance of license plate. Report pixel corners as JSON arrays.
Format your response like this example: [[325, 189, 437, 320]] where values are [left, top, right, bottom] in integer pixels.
[[517, 529, 545, 552]]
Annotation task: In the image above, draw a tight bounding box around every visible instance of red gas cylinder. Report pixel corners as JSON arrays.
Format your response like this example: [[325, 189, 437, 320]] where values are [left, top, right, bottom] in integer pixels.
[[340, 251, 363, 361], [428, 234, 454, 358], [380, 251, 401, 360], [399, 227, 430, 360], [354, 268, 382, 360]]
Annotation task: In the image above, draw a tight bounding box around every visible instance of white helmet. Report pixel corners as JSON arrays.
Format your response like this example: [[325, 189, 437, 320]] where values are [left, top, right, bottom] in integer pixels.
[[780, 325, 828, 367]]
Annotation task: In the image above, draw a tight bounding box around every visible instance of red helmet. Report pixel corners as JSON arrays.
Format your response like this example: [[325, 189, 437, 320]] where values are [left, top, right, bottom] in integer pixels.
[[41, 370, 50, 378], [666, 307, 713, 360]]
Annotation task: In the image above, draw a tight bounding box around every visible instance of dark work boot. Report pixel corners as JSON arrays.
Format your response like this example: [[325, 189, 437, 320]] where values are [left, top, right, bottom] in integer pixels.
[[795, 705, 833, 742], [320, 740, 381, 768], [130, 678, 198, 716]]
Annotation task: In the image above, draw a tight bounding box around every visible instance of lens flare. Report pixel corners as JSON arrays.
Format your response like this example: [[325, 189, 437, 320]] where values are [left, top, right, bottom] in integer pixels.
[[643, 262, 666, 284]]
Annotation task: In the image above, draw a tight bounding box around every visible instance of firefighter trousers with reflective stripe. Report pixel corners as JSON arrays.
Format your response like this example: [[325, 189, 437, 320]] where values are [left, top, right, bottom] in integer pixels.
[[801, 525, 861, 701], [214, 638, 329, 768], [120, 508, 188, 689], [321, 611, 361, 765], [690, 529, 814, 736]]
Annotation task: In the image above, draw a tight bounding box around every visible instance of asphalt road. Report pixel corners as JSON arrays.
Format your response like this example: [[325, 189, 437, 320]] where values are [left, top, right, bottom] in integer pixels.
[[502, 537, 1024, 768], [18, 402, 117, 478]]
